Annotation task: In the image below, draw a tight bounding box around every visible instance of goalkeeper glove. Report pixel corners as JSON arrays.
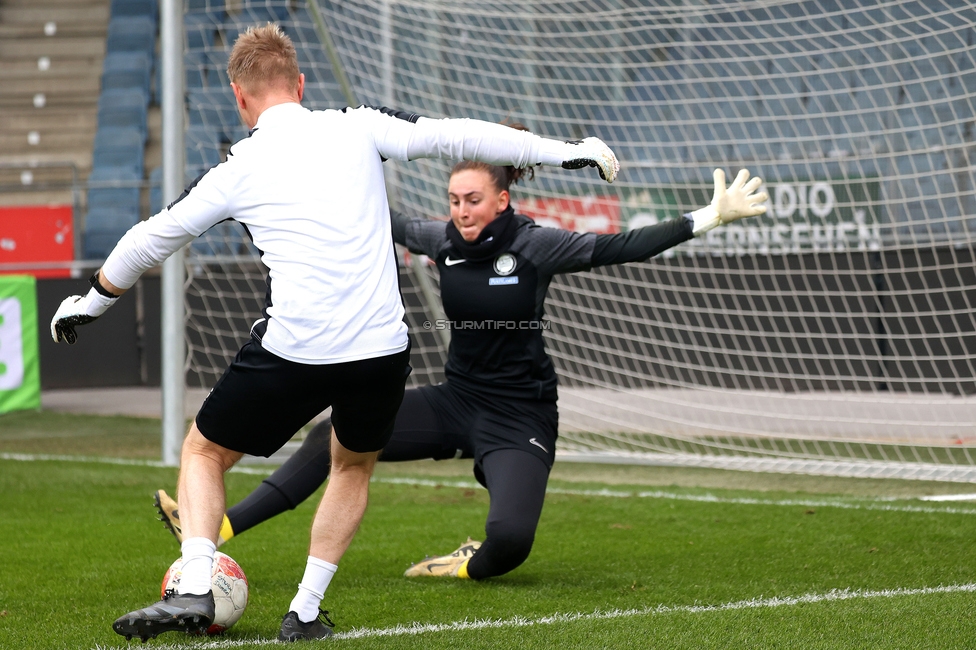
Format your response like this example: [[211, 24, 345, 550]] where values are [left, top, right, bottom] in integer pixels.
[[50, 274, 119, 344], [560, 137, 620, 183], [690, 168, 768, 236]]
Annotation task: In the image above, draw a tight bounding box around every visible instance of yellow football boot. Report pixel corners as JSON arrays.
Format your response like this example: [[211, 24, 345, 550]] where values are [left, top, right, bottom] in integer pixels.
[[153, 489, 233, 547], [403, 538, 482, 578]]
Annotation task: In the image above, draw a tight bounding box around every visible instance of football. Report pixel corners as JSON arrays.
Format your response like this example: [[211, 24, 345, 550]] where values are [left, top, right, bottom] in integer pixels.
[[161, 551, 249, 634]]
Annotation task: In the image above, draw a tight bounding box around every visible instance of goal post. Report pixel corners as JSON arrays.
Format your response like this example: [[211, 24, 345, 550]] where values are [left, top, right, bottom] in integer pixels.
[[172, 0, 976, 481]]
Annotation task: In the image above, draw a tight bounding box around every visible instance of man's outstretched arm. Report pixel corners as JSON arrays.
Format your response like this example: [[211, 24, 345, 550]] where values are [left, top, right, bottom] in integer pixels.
[[359, 107, 619, 183]]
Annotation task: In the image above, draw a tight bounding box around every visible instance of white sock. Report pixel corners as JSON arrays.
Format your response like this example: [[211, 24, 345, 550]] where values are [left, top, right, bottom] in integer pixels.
[[178, 537, 216, 596], [288, 557, 338, 623]]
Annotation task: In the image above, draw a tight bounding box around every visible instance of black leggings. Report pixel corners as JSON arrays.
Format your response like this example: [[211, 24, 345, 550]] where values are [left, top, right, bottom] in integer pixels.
[[227, 391, 551, 579]]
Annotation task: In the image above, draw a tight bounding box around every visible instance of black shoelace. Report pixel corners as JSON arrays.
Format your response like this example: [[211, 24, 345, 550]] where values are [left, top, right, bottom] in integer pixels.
[[317, 609, 335, 628]]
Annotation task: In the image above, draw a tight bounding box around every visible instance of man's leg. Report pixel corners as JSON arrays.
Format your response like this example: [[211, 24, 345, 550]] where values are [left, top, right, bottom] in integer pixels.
[[279, 435, 382, 642], [199, 388, 459, 545], [223, 418, 333, 538], [311, 436, 378, 562], [113, 423, 242, 641], [279, 348, 411, 642], [176, 424, 243, 590]]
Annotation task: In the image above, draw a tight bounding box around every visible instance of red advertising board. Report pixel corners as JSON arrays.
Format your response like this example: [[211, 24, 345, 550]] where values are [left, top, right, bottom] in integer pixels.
[[0, 206, 74, 279], [517, 195, 621, 234]]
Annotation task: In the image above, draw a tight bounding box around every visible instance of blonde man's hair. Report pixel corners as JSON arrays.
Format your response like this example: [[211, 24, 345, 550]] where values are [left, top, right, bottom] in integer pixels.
[[227, 23, 300, 94]]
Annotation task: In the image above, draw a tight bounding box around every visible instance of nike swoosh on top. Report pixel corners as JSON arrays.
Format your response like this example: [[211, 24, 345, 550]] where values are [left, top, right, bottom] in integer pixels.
[[529, 437, 548, 453], [444, 257, 466, 266]]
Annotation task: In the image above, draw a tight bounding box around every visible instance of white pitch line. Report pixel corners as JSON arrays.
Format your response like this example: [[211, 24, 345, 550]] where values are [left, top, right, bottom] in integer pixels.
[[919, 493, 976, 502], [6, 453, 976, 514], [100, 582, 976, 649], [373, 476, 976, 515]]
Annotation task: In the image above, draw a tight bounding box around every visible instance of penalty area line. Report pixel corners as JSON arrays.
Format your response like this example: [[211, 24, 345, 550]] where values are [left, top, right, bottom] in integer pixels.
[[102, 582, 976, 648]]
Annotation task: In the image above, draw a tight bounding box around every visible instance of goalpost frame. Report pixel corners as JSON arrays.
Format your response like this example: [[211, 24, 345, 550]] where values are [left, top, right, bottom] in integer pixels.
[[160, 0, 185, 467], [166, 0, 976, 481]]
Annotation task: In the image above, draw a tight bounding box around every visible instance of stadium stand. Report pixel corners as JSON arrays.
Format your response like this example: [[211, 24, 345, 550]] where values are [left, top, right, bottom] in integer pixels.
[[83, 0, 160, 256], [0, 0, 109, 210]]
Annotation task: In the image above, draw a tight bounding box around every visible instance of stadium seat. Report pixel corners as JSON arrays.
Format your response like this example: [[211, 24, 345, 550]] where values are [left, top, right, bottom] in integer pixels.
[[185, 126, 223, 175], [149, 166, 163, 215], [186, 0, 226, 22], [92, 126, 146, 174], [185, 52, 208, 89], [110, 0, 158, 19], [83, 208, 140, 259], [187, 88, 241, 141], [301, 82, 344, 110], [106, 16, 156, 54], [296, 46, 334, 81], [236, 0, 291, 23], [185, 13, 219, 51], [101, 51, 152, 97], [97, 88, 149, 135], [205, 50, 230, 88], [192, 222, 239, 256], [87, 167, 141, 215]]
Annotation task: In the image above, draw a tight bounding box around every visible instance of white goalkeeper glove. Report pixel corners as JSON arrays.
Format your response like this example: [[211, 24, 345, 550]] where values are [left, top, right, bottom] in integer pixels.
[[560, 137, 620, 183], [690, 168, 768, 236], [51, 277, 119, 344]]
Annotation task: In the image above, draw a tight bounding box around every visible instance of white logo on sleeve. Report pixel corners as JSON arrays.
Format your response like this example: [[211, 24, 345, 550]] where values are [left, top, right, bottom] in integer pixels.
[[493, 253, 516, 276], [0, 298, 25, 391], [529, 437, 548, 453], [444, 256, 466, 266]]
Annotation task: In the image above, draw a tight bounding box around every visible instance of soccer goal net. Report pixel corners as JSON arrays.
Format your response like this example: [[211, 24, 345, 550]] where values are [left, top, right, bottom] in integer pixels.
[[180, 0, 976, 481]]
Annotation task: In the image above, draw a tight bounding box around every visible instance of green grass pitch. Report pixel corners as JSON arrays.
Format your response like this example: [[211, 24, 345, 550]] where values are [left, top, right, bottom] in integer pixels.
[[1, 411, 975, 649]]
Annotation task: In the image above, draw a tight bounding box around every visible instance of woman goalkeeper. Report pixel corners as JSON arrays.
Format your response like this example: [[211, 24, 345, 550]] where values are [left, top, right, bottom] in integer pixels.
[[155, 133, 767, 580]]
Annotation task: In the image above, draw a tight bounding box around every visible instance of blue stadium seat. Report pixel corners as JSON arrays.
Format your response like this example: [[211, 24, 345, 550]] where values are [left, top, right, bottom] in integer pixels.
[[225, 126, 250, 147], [186, 0, 226, 21], [83, 208, 140, 259], [236, 0, 291, 23], [149, 166, 163, 215], [185, 52, 207, 89], [106, 16, 156, 54], [185, 13, 219, 51], [87, 167, 141, 215], [101, 51, 152, 97], [92, 126, 146, 175], [205, 50, 230, 88], [300, 82, 343, 110], [185, 126, 223, 176], [191, 222, 240, 256], [92, 124, 145, 152], [187, 88, 240, 141], [97, 88, 149, 134], [110, 0, 157, 19]]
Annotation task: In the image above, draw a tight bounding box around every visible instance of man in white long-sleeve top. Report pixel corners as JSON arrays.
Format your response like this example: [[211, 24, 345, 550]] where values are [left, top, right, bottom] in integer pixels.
[[50, 24, 619, 642]]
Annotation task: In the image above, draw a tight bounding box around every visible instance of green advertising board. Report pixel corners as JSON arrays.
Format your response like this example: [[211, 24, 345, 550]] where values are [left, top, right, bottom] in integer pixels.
[[620, 178, 882, 254], [0, 275, 41, 413]]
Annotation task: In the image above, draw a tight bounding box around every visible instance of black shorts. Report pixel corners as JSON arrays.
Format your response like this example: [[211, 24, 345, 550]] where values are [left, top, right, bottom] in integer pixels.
[[196, 340, 411, 457], [380, 382, 558, 471]]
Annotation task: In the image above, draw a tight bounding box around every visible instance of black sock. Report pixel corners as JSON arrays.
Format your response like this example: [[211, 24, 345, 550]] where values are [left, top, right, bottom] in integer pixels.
[[227, 418, 333, 535]]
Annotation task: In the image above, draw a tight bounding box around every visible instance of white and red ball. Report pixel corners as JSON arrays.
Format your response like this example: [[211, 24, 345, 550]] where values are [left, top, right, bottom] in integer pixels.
[[161, 551, 249, 634]]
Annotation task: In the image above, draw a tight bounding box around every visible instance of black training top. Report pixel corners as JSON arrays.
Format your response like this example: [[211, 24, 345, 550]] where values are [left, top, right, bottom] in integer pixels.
[[392, 208, 693, 402]]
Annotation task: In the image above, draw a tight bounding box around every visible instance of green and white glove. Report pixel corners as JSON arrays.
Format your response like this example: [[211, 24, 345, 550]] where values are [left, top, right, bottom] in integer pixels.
[[690, 168, 768, 236], [50, 277, 119, 344]]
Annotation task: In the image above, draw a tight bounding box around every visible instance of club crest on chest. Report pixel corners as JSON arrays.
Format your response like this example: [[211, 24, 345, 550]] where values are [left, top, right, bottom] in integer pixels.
[[493, 253, 517, 276]]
